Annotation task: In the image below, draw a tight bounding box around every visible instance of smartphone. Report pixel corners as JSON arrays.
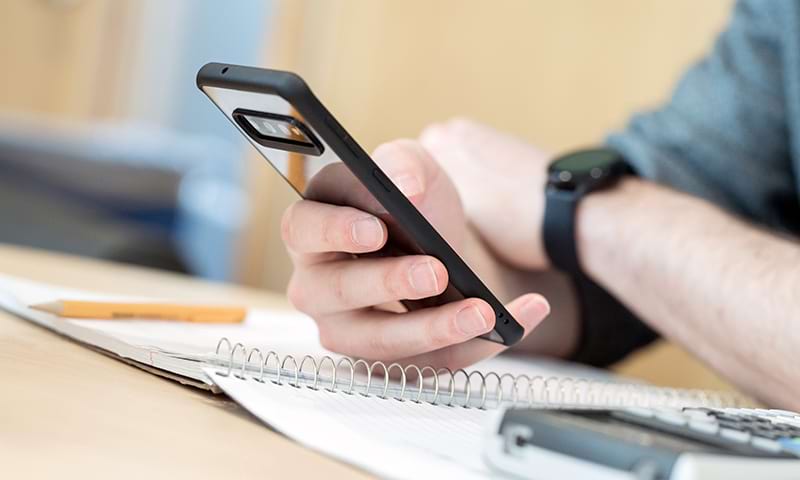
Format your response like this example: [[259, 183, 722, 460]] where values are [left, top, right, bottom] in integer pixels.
[[197, 62, 524, 346]]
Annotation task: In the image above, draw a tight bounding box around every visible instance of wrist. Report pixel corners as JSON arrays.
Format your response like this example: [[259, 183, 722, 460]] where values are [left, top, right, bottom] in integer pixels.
[[576, 177, 677, 281], [575, 177, 641, 276]]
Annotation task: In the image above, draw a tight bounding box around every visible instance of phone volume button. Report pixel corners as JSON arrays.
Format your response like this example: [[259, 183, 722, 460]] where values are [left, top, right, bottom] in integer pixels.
[[324, 116, 348, 138], [343, 136, 363, 156], [372, 168, 393, 193]]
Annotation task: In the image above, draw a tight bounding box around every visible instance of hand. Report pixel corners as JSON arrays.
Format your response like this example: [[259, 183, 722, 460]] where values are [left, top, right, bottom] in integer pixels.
[[281, 139, 551, 370], [420, 118, 551, 270]]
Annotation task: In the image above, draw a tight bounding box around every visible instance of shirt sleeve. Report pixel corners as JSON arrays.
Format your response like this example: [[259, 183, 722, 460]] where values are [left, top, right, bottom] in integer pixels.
[[574, 0, 795, 366], [609, 0, 797, 232]]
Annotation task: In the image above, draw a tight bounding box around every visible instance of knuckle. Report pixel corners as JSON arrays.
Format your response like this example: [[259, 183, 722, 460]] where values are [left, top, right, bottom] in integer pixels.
[[321, 211, 344, 250], [317, 326, 337, 352], [280, 203, 298, 247], [286, 275, 308, 312], [382, 260, 408, 300], [445, 116, 477, 135], [419, 123, 446, 144], [329, 263, 351, 307], [364, 329, 391, 359], [427, 311, 456, 348], [375, 140, 432, 186], [374, 139, 420, 167]]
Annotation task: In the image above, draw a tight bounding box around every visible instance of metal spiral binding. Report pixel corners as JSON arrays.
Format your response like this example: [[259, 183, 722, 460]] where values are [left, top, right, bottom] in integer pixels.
[[213, 337, 746, 410]]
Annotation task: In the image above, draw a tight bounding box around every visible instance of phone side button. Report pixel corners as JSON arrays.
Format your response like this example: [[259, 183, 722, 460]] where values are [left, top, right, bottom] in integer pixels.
[[324, 116, 348, 139], [372, 168, 393, 193]]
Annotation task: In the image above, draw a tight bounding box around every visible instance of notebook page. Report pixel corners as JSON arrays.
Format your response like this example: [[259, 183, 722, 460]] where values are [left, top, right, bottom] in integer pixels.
[[0, 273, 327, 355], [206, 366, 496, 479], [0, 274, 331, 384]]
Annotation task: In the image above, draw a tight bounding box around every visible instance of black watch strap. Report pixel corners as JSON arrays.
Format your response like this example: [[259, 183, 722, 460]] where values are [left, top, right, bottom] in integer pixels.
[[569, 273, 658, 366], [543, 187, 581, 273], [543, 148, 630, 274]]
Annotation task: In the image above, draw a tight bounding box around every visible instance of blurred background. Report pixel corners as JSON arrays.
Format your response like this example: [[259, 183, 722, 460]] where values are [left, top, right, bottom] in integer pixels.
[[0, 0, 736, 388]]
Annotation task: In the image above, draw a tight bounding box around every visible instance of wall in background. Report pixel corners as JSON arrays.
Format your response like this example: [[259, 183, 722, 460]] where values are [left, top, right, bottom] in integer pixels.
[[0, 0, 118, 119]]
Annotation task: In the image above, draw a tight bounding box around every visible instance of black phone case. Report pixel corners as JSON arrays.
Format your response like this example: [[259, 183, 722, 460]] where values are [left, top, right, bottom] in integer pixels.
[[196, 62, 524, 346]]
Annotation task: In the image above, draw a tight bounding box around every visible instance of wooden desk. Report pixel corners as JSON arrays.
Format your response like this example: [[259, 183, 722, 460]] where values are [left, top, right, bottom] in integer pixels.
[[0, 244, 367, 479]]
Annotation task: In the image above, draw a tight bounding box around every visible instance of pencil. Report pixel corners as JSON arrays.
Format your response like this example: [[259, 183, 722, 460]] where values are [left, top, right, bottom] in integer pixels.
[[29, 300, 246, 324]]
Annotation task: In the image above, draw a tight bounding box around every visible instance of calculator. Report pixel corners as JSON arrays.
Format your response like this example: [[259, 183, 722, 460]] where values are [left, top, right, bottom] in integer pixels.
[[485, 407, 800, 480]]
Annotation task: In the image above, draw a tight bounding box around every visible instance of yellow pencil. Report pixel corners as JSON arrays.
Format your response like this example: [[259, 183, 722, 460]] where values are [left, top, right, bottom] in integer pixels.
[[29, 300, 246, 324]]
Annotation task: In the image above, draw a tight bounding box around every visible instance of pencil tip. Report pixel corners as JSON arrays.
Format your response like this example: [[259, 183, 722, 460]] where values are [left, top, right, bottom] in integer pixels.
[[29, 301, 61, 315]]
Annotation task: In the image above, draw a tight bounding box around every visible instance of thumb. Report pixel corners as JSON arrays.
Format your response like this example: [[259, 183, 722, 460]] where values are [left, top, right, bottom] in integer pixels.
[[505, 293, 551, 337], [373, 139, 437, 204]]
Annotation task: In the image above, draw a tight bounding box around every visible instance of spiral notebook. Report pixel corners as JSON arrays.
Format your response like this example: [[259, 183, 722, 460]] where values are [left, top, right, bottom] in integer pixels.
[[0, 273, 748, 479], [204, 339, 746, 479]]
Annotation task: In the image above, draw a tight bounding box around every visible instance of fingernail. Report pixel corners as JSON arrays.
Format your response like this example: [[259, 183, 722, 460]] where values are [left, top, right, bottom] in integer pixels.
[[522, 297, 550, 319], [409, 261, 439, 295], [389, 173, 424, 198], [455, 305, 490, 336], [351, 217, 383, 247]]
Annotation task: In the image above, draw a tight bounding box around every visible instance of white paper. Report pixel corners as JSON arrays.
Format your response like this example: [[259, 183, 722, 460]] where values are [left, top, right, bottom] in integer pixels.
[[0, 273, 328, 383], [207, 366, 496, 479]]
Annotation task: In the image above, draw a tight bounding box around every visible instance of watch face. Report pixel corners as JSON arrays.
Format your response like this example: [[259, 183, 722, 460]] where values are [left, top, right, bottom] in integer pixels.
[[550, 149, 619, 173], [548, 148, 626, 190]]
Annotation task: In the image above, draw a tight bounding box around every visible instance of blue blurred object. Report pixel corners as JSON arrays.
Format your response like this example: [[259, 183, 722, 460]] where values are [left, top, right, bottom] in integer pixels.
[[0, 0, 274, 281], [0, 116, 247, 280]]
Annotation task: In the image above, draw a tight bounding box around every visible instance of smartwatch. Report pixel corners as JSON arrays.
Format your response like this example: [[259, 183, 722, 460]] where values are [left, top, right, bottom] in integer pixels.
[[543, 148, 630, 275], [543, 148, 653, 365]]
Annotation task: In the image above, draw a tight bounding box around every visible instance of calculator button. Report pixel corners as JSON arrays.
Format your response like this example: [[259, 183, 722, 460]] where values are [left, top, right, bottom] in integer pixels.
[[752, 429, 781, 440], [688, 420, 719, 435], [773, 417, 800, 428], [682, 409, 715, 422], [768, 409, 800, 418], [751, 437, 783, 453], [655, 410, 687, 426], [714, 413, 742, 422], [719, 428, 751, 443], [717, 419, 742, 430], [623, 407, 654, 418], [719, 408, 748, 416], [753, 408, 777, 417], [769, 424, 794, 435]]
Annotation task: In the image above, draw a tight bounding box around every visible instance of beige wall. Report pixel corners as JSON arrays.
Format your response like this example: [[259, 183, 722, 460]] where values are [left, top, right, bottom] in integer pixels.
[[0, 0, 139, 120], [287, 1, 732, 151]]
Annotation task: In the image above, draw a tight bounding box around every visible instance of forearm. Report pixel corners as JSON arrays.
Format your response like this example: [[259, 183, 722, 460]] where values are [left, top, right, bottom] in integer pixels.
[[578, 178, 800, 409]]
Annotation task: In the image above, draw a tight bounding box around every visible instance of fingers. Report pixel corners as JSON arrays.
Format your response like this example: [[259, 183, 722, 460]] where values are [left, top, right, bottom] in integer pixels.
[[281, 200, 387, 257], [303, 139, 435, 213], [371, 139, 434, 203], [316, 298, 497, 361], [304, 162, 386, 215], [394, 293, 551, 369], [288, 255, 449, 315], [317, 293, 550, 362]]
